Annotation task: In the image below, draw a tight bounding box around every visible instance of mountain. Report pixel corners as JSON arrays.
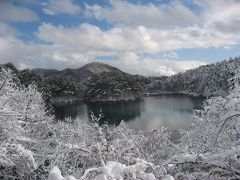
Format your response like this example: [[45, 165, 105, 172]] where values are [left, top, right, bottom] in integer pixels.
[[33, 62, 124, 81]]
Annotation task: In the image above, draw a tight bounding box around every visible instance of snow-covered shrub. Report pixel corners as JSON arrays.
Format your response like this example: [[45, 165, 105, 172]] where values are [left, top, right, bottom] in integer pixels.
[[46, 111, 177, 179], [0, 68, 54, 179], [48, 114, 153, 178], [140, 128, 177, 165], [164, 72, 240, 179], [48, 160, 162, 180]]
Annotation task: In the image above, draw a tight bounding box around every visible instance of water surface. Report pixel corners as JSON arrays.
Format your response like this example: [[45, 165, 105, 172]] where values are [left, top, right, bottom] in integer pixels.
[[54, 94, 203, 131]]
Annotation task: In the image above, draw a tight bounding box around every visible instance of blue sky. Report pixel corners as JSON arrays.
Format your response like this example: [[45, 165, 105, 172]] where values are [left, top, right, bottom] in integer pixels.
[[0, 0, 240, 76]]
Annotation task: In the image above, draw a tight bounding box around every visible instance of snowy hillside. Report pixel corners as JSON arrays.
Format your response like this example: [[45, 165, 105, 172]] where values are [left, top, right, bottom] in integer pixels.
[[147, 57, 240, 97]]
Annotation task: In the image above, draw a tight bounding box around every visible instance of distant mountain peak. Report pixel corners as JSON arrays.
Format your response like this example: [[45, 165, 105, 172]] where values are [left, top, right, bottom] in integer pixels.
[[85, 61, 104, 65], [81, 61, 122, 74], [33, 62, 124, 81]]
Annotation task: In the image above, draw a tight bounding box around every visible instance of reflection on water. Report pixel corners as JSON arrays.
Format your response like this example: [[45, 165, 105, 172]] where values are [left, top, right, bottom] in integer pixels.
[[86, 100, 143, 125], [54, 94, 203, 130]]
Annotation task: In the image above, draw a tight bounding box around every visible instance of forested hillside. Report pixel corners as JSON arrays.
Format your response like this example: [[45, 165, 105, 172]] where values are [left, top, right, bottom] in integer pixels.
[[146, 57, 240, 97], [0, 63, 87, 104], [85, 72, 150, 102]]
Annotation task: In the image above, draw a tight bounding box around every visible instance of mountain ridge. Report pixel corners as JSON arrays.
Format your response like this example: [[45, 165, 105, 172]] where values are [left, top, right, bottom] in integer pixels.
[[2, 56, 240, 103], [32, 62, 125, 81]]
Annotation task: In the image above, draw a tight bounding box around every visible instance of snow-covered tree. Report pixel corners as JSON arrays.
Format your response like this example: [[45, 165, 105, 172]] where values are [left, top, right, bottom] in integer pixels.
[[47, 114, 160, 179], [163, 71, 240, 179], [0, 68, 54, 179], [146, 57, 240, 97]]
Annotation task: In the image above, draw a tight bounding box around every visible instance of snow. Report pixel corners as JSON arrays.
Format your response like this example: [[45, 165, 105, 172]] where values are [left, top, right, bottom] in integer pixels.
[[48, 161, 158, 180], [48, 166, 64, 180], [161, 175, 175, 180], [48, 166, 78, 180], [95, 174, 107, 180], [100, 161, 127, 179]]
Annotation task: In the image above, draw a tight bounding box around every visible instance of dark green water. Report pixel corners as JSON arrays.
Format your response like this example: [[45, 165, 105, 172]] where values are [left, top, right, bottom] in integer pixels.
[[54, 94, 203, 130]]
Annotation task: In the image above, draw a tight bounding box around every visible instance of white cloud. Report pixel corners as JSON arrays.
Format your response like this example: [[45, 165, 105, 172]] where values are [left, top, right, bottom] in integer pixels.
[[0, 23, 19, 36], [199, 0, 240, 33], [84, 0, 240, 48], [163, 52, 179, 59], [85, 0, 199, 28], [0, 23, 93, 69], [18, 62, 32, 70], [36, 22, 240, 55], [43, 0, 81, 15], [223, 45, 231, 50], [107, 52, 206, 76], [0, 23, 205, 76], [0, 36, 40, 65], [0, 2, 38, 22]]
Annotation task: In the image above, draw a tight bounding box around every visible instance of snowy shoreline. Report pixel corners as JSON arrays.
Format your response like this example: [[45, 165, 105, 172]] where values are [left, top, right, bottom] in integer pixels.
[[51, 91, 203, 105]]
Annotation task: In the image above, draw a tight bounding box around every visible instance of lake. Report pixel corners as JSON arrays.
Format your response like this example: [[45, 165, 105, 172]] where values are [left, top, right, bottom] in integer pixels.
[[53, 94, 204, 131]]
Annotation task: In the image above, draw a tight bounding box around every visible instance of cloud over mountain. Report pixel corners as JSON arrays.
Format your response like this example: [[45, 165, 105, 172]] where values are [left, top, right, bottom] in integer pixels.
[[0, 0, 239, 76]]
